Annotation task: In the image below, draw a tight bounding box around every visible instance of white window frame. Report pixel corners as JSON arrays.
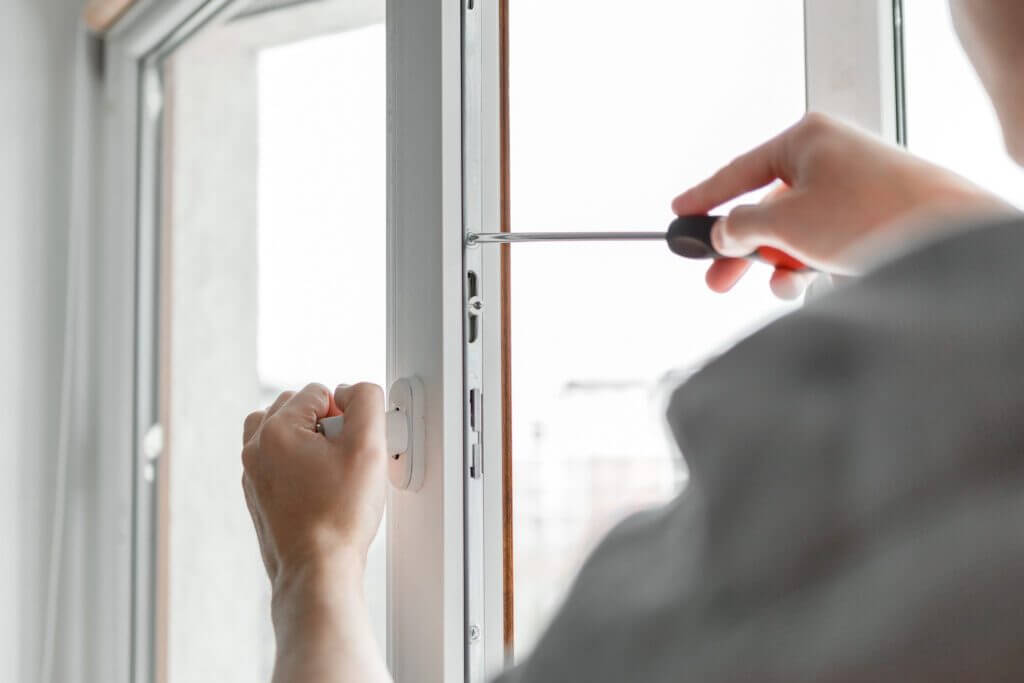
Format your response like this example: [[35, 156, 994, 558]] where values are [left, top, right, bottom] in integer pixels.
[[804, 0, 904, 141], [97, 5, 236, 681], [89, 0, 903, 681]]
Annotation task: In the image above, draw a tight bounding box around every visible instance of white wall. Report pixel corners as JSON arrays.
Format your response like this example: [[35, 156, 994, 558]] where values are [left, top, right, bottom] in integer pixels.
[[0, 1, 81, 681]]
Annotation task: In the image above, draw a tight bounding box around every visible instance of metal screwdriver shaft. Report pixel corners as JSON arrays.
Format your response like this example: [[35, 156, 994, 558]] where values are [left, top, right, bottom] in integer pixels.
[[464, 215, 812, 272], [466, 231, 665, 245]]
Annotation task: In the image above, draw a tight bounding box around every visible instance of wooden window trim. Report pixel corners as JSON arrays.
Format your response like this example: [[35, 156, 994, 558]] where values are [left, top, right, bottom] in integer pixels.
[[499, 0, 514, 657], [84, 0, 138, 34]]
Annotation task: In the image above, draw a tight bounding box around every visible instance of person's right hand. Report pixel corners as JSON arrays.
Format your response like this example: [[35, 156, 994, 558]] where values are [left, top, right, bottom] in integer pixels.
[[672, 113, 1012, 299]]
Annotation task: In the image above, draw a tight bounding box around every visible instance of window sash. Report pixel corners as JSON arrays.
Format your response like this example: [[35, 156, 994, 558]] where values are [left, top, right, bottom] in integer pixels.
[[385, 0, 470, 680], [99, 5, 237, 680]]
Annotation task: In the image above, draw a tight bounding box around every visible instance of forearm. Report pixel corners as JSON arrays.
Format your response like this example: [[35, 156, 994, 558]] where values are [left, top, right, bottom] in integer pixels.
[[271, 552, 391, 683]]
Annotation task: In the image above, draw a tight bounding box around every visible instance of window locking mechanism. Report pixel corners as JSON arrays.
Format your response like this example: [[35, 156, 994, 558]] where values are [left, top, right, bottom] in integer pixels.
[[469, 388, 482, 479], [466, 270, 482, 343]]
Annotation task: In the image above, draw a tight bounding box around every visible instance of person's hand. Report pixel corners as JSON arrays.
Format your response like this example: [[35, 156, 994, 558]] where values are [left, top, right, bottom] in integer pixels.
[[673, 113, 1011, 299], [241, 382, 392, 683], [241, 382, 387, 595]]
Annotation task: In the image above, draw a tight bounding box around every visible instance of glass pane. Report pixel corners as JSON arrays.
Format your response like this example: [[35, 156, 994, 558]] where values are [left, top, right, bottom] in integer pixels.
[[509, 0, 805, 656], [159, 7, 385, 682], [903, 1, 1024, 208]]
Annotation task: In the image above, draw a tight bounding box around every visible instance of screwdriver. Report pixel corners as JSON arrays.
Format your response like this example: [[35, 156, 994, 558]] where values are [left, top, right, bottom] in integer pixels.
[[466, 214, 811, 272]]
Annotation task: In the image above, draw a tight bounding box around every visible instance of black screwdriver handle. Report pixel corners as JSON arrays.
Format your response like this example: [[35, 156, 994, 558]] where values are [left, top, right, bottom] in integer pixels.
[[666, 215, 811, 272], [665, 215, 723, 259]]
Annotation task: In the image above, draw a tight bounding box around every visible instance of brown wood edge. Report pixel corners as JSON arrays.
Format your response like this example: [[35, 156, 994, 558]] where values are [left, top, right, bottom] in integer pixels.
[[498, 0, 515, 658], [84, 0, 137, 34]]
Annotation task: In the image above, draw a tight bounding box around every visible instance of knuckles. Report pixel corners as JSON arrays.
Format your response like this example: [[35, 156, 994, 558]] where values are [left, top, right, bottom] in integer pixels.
[[241, 442, 260, 472], [301, 382, 332, 408], [243, 411, 264, 441], [796, 111, 835, 143], [792, 112, 849, 170], [241, 415, 293, 475], [259, 415, 292, 452], [350, 381, 385, 404]]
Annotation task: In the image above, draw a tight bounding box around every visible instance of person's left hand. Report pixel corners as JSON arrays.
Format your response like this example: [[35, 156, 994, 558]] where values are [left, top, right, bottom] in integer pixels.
[[241, 382, 388, 594]]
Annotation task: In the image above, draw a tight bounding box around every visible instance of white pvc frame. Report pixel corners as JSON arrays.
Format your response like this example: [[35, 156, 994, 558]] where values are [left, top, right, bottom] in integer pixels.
[[384, 0, 467, 680], [91, 0, 902, 681], [98, 5, 235, 681]]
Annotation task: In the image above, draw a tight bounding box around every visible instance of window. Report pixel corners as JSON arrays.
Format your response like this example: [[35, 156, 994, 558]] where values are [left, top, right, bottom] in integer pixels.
[[903, 0, 1024, 207], [134, 2, 385, 680], [505, 0, 805, 656], [99, 1, 902, 681]]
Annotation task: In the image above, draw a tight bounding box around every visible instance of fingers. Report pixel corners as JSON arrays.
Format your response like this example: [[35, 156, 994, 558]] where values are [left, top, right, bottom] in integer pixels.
[[705, 259, 816, 299], [333, 383, 386, 454], [243, 390, 296, 445], [266, 390, 295, 418], [277, 383, 333, 429], [712, 193, 802, 258], [243, 410, 265, 445], [672, 131, 791, 216], [769, 268, 817, 300], [334, 382, 385, 416], [704, 258, 751, 293]]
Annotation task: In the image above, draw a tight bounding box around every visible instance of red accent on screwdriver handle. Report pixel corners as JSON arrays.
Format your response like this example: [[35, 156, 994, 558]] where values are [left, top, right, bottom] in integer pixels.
[[665, 215, 811, 272]]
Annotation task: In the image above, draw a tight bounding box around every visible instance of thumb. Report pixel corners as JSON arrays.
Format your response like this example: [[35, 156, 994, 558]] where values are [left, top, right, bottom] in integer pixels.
[[333, 383, 386, 456]]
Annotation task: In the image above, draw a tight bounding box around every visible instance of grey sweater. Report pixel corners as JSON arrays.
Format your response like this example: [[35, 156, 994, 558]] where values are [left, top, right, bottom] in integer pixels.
[[497, 218, 1024, 682]]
